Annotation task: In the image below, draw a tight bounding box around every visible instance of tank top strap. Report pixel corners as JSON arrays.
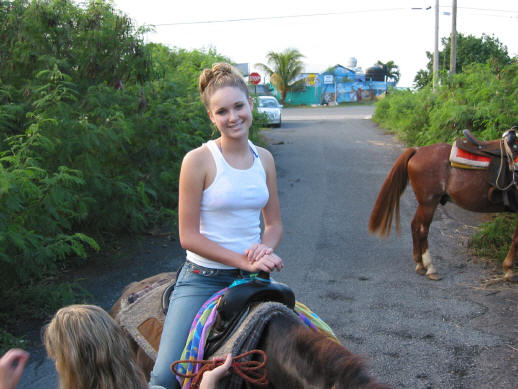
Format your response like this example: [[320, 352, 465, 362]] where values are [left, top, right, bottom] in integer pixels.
[[205, 140, 225, 171], [247, 139, 260, 159]]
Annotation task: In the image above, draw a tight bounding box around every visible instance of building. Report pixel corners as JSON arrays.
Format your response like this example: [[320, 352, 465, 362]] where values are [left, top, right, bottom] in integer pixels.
[[269, 63, 395, 105]]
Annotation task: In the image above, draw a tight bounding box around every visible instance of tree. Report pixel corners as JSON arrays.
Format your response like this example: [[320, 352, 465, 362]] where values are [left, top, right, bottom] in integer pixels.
[[376, 60, 401, 84], [413, 33, 512, 89], [255, 48, 305, 105]]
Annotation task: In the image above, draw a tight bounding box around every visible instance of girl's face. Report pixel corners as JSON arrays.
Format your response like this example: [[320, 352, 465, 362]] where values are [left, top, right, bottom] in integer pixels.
[[207, 86, 253, 139]]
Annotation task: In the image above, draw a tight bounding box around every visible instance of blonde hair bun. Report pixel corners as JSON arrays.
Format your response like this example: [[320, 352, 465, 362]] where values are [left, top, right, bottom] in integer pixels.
[[199, 62, 249, 108]]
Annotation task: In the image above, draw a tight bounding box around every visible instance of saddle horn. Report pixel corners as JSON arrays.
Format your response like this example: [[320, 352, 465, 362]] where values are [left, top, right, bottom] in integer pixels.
[[463, 129, 482, 149]]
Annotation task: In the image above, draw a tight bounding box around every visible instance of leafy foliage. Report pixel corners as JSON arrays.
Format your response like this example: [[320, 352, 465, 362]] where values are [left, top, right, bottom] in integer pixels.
[[374, 62, 518, 146], [0, 0, 266, 346], [413, 33, 512, 89]]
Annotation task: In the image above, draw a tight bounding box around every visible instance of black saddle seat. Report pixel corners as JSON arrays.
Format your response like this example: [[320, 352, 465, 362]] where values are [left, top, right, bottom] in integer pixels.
[[205, 273, 295, 357], [218, 274, 295, 322]]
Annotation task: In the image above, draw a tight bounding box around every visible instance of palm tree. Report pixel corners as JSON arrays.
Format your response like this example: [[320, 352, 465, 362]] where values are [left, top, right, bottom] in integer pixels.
[[255, 49, 305, 105], [376, 60, 401, 84]]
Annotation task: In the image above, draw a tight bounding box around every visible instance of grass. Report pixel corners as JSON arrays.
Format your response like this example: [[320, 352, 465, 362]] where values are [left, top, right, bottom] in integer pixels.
[[468, 213, 517, 262]]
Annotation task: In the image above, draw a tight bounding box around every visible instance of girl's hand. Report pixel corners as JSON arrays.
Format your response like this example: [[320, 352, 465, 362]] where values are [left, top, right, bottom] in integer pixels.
[[199, 354, 232, 389], [0, 349, 30, 389], [245, 243, 273, 263], [249, 252, 284, 273]]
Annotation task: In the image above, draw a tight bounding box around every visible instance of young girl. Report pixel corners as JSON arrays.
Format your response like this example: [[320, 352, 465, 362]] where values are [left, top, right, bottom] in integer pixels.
[[150, 63, 284, 389], [43, 304, 149, 389], [0, 305, 229, 389]]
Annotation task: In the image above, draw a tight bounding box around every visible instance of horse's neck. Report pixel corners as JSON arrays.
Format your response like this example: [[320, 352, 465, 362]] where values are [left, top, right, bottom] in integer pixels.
[[261, 315, 390, 389], [261, 316, 326, 388]]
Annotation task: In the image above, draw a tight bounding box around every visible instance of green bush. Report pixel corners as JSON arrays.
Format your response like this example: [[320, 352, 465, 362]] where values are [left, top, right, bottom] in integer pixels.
[[374, 63, 518, 146]]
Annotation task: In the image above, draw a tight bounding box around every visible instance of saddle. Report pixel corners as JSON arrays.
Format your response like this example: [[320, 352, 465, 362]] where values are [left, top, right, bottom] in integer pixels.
[[117, 271, 295, 362], [204, 272, 295, 357], [453, 128, 518, 210], [456, 128, 518, 159]]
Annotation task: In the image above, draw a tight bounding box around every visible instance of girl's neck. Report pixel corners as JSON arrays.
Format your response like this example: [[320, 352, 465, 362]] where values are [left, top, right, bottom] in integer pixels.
[[216, 137, 254, 169], [217, 136, 249, 155]]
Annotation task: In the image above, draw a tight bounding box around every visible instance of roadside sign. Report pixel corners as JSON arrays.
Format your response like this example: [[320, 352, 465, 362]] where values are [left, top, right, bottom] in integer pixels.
[[306, 73, 317, 86], [249, 72, 261, 85], [236, 63, 249, 76], [323, 75, 334, 84]]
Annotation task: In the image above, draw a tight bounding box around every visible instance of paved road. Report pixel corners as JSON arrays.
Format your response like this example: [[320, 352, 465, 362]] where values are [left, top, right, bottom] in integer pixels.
[[267, 105, 517, 388], [18, 105, 518, 388]]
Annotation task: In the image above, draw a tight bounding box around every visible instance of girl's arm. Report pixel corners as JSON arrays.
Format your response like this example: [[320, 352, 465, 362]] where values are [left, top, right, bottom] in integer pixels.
[[260, 148, 283, 248], [245, 148, 283, 263]]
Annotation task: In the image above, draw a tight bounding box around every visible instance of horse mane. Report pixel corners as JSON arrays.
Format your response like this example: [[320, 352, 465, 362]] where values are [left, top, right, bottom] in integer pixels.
[[264, 315, 392, 389]]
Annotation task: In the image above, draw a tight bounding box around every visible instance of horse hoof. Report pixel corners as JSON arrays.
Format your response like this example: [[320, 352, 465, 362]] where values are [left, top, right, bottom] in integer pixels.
[[504, 273, 518, 283], [427, 273, 442, 281], [415, 265, 426, 276]]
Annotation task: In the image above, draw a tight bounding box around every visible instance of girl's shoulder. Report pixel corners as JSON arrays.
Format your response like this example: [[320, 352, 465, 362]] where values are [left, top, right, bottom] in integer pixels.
[[182, 143, 213, 170], [255, 145, 272, 159], [255, 145, 275, 171]]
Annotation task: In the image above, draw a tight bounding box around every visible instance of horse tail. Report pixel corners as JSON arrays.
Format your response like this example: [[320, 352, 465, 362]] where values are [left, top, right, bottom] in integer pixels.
[[369, 147, 417, 237]]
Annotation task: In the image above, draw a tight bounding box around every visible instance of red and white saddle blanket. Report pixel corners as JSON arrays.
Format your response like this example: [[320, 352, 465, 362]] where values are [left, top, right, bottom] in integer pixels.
[[449, 141, 518, 169]]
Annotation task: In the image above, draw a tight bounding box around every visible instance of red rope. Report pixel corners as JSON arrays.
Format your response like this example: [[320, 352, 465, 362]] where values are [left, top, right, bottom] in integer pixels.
[[170, 349, 268, 388]]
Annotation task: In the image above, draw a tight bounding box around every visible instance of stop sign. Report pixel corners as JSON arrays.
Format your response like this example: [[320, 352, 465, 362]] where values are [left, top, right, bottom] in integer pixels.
[[249, 72, 261, 85]]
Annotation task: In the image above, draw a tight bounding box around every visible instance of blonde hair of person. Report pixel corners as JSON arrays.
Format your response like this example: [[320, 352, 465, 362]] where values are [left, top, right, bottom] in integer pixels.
[[199, 62, 250, 109], [43, 304, 148, 389]]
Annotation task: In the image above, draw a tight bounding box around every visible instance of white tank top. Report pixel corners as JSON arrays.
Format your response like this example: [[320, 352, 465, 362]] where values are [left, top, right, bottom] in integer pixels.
[[186, 139, 270, 269]]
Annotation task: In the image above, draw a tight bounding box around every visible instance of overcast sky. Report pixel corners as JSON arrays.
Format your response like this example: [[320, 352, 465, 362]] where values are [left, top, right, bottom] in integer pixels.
[[111, 0, 518, 87]]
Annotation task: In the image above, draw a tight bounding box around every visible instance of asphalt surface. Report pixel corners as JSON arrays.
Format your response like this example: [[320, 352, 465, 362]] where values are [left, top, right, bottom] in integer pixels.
[[18, 105, 518, 388]]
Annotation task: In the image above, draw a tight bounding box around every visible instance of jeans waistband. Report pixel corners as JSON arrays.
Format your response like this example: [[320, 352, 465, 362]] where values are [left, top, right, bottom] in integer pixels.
[[184, 260, 252, 278]]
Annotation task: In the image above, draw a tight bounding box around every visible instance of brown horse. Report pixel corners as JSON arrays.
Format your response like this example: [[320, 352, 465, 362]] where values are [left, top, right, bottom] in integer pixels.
[[110, 273, 392, 389], [369, 143, 518, 282]]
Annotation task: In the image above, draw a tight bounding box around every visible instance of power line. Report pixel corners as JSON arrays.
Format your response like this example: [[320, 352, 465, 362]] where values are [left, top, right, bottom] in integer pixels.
[[149, 6, 518, 28], [456, 6, 518, 19], [458, 6, 518, 14], [152, 7, 407, 26]]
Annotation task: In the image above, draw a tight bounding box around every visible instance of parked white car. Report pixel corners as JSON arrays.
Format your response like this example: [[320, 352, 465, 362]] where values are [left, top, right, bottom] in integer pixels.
[[257, 96, 282, 127]]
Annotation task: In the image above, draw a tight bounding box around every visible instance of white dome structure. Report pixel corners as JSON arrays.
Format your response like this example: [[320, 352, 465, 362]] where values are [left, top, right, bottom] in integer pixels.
[[345, 57, 357, 68]]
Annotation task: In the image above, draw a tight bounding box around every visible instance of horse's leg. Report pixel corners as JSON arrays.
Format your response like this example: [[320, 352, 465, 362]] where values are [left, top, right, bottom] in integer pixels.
[[503, 216, 518, 282], [411, 204, 442, 281]]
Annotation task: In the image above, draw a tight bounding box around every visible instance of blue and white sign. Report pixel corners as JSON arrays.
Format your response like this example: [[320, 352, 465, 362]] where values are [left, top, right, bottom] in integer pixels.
[[323, 75, 334, 84]]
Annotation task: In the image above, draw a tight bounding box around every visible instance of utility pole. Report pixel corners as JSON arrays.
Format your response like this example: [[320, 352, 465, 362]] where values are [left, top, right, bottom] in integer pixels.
[[449, 0, 457, 74], [433, 0, 439, 91]]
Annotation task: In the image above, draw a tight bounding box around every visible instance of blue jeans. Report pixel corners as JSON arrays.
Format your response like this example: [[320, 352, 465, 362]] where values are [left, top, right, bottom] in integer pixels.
[[149, 261, 251, 389]]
